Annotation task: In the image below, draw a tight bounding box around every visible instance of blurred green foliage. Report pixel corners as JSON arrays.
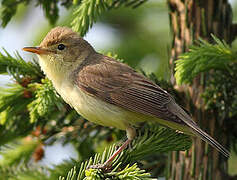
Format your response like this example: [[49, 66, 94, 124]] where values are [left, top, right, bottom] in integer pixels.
[[0, 0, 237, 179], [0, 0, 73, 27], [175, 36, 237, 85], [100, 2, 170, 79]]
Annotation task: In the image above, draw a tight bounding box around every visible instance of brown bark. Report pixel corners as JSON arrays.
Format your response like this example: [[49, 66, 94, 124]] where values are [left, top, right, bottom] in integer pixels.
[[167, 0, 234, 180]]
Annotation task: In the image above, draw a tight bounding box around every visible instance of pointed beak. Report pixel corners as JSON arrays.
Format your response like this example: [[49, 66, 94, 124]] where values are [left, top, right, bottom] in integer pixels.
[[22, 47, 50, 55]]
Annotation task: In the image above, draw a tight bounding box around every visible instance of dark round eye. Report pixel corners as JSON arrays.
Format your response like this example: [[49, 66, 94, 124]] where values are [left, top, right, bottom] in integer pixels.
[[57, 44, 65, 50]]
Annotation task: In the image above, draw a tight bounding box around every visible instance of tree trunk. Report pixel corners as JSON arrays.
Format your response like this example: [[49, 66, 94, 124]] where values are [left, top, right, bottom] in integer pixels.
[[167, 0, 235, 179]]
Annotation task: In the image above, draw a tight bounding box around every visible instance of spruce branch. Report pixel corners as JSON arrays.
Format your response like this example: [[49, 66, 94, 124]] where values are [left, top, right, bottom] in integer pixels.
[[111, 0, 148, 9], [175, 35, 237, 85], [0, 83, 32, 125], [59, 124, 192, 179], [71, 0, 111, 36], [0, 138, 39, 166], [0, 77, 66, 146], [0, 0, 30, 27], [0, 163, 48, 180], [71, 0, 148, 36], [0, 0, 73, 27], [123, 125, 191, 162], [0, 49, 42, 78], [60, 162, 151, 180], [84, 164, 151, 180], [0, 115, 33, 147], [59, 166, 78, 180], [39, 1, 59, 25], [27, 78, 64, 123], [49, 160, 78, 180]]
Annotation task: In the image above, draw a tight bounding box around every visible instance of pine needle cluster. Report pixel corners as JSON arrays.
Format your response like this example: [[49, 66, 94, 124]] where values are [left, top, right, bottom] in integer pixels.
[[175, 35, 237, 85], [175, 35, 237, 152], [59, 125, 191, 180]]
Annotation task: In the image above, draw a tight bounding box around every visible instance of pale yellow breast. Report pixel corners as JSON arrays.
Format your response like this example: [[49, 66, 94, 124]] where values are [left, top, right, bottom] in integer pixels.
[[58, 81, 192, 134], [57, 80, 150, 130]]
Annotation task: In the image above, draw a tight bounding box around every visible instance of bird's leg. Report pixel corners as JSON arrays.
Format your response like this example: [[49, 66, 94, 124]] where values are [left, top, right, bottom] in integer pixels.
[[102, 138, 131, 167], [88, 126, 136, 170]]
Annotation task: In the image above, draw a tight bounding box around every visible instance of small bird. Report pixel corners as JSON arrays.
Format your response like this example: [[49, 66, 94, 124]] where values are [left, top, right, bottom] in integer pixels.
[[23, 27, 229, 167]]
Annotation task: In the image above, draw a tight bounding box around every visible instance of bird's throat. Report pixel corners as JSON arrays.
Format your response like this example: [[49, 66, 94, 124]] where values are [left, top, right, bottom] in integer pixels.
[[38, 55, 68, 87]]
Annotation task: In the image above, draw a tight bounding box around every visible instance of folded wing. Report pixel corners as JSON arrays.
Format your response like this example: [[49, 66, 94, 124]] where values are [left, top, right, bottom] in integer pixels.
[[76, 54, 184, 125], [75, 54, 230, 157]]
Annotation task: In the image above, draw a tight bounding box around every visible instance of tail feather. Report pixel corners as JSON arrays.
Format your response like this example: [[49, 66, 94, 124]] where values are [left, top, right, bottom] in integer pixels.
[[167, 101, 230, 158]]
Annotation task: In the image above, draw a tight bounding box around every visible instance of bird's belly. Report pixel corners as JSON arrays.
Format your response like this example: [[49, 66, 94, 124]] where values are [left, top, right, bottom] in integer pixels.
[[57, 82, 149, 130]]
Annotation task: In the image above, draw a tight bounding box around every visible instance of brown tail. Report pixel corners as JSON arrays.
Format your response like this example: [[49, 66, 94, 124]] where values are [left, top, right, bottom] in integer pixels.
[[167, 101, 230, 158]]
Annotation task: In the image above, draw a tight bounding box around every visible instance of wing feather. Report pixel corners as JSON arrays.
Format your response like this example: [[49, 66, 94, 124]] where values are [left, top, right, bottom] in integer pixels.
[[76, 55, 183, 124], [75, 54, 229, 157]]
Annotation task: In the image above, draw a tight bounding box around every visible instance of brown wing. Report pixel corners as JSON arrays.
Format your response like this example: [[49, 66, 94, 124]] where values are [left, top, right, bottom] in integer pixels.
[[76, 54, 230, 157], [76, 54, 184, 124]]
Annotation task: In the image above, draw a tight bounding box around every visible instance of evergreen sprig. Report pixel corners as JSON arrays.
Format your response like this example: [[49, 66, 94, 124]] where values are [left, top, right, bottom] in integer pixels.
[[1, 0, 147, 29], [39, 1, 59, 25], [27, 78, 64, 123], [84, 164, 151, 180], [0, 0, 73, 27], [0, 49, 69, 145], [0, 49, 42, 78], [124, 126, 191, 162], [0, 0, 30, 27], [0, 83, 32, 126], [71, 0, 148, 36], [0, 138, 39, 166], [111, 0, 148, 9], [175, 35, 237, 85], [59, 146, 152, 180], [0, 163, 48, 180], [59, 124, 191, 179], [49, 160, 78, 180], [71, 0, 111, 36]]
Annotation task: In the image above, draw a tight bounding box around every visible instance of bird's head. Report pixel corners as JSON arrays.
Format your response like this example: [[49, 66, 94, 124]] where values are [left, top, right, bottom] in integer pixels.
[[23, 27, 95, 81]]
